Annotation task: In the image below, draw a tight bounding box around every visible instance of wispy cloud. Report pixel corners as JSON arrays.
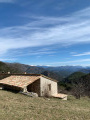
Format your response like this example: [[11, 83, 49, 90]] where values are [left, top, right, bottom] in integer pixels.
[[0, 58, 16, 61], [0, 7, 90, 56], [2, 48, 56, 58], [73, 52, 90, 56], [45, 59, 90, 66]]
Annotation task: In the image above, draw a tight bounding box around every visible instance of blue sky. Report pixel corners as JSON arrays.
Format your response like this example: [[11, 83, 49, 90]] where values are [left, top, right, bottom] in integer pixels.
[[0, 0, 90, 66]]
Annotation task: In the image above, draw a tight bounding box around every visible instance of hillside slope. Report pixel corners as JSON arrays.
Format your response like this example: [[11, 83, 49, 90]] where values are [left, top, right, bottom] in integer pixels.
[[0, 61, 90, 81], [0, 62, 63, 81], [0, 90, 90, 120]]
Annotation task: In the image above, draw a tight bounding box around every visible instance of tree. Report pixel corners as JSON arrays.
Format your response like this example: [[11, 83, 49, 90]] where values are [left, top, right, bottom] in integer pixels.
[[72, 82, 85, 99]]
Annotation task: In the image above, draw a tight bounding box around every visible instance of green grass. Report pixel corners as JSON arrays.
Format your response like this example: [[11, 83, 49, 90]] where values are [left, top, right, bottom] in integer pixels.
[[0, 90, 90, 120]]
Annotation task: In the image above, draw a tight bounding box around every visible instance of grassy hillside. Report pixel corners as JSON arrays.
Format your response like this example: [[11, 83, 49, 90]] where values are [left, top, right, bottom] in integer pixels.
[[0, 90, 90, 120]]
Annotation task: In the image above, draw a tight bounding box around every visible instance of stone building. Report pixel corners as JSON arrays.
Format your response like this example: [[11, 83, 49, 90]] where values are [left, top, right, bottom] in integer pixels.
[[0, 74, 58, 97]]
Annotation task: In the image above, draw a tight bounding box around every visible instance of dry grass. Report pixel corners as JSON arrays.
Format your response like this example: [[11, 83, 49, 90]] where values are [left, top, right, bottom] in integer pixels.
[[0, 90, 90, 120]]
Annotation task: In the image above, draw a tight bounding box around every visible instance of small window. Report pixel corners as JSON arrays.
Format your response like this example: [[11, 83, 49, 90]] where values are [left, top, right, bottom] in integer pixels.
[[48, 84, 51, 91]]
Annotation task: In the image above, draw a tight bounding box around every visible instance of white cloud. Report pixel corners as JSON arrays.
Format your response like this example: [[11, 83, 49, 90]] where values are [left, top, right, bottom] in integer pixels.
[[30, 59, 90, 66], [0, 58, 16, 61], [0, 7, 90, 56], [73, 52, 90, 56], [2, 48, 56, 58], [45, 59, 90, 66]]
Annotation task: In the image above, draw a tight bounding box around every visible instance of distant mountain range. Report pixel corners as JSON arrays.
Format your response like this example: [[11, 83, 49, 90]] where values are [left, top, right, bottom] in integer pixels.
[[37, 65, 90, 77], [0, 61, 90, 81]]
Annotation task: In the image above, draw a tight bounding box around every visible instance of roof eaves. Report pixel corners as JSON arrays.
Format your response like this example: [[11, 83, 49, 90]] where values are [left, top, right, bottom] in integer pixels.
[[40, 74, 58, 82]]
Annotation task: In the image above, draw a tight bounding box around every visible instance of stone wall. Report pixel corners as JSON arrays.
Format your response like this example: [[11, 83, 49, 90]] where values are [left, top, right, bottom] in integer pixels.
[[27, 79, 40, 96], [40, 77, 58, 96]]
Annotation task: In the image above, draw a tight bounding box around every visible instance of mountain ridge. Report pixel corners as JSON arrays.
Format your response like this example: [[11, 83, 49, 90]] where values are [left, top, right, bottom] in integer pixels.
[[0, 61, 90, 81]]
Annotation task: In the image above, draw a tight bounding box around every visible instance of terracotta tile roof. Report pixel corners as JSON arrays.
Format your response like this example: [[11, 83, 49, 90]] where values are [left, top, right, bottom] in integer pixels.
[[0, 75, 40, 88], [0, 73, 58, 82]]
